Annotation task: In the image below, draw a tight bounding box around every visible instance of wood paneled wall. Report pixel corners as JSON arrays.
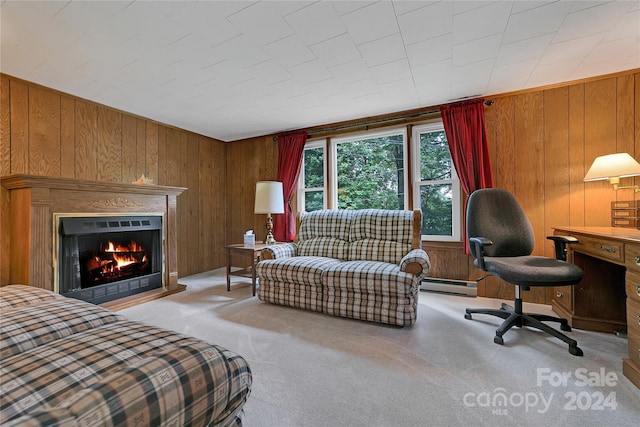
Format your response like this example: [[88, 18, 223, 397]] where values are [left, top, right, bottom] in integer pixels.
[[225, 136, 278, 246], [227, 70, 640, 304], [0, 74, 227, 278], [479, 71, 640, 303], [2, 70, 638, 303]]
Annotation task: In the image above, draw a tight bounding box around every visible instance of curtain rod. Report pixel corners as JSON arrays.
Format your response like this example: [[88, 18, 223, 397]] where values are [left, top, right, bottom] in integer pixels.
[[305, 108, 441, 138], [273, 99, 493, 141]]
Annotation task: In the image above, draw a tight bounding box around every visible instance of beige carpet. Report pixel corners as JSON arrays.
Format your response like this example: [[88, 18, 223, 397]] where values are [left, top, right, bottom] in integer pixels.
[[121, 269, 640, 427]]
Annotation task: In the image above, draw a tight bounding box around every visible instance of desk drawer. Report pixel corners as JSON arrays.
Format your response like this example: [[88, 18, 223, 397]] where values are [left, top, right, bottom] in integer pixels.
[[573, 236, 624, 263], [628, 298, 640, 365], [627, 270, 640, 304], [625, 243, 640, 273]]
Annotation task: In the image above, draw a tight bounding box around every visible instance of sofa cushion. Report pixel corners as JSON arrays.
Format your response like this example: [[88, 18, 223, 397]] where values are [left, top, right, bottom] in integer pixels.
[[298, 237, 348, 260], [322, 260, 418, 297], [348, 210, 414, 263], [297, 210, 353, 259], [257, 281, 324, 313], [256, 256, 341, 287]]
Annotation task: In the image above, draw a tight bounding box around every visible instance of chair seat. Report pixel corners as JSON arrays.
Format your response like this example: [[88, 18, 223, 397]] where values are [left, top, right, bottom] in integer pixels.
[[480, 256, 583, 288]]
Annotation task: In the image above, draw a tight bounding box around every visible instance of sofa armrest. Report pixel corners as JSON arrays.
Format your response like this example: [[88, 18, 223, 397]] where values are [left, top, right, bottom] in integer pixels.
[[261, 243, 297, 260], [399, 249, 431, 278]]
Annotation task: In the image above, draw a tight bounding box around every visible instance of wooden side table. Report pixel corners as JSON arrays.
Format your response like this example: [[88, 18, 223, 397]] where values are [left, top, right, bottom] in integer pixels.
[[225, 243, 268, 296]]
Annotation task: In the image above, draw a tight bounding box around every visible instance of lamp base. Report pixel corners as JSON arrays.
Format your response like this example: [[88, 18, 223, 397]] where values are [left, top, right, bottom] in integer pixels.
[[265, 232, 276, 245], [265, 214, 276, 245]]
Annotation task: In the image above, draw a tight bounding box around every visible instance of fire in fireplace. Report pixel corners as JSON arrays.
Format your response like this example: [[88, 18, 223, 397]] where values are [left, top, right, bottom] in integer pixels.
[[84, 238, 151, 286], [56, 215, 163, 304]]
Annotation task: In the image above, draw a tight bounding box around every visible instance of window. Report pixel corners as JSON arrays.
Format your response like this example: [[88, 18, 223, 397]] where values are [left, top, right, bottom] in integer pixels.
[[299, 125, 462, 242], [412, 122, 461, 241], [299, 140, 326, 212], [331, 129, 407, 210]]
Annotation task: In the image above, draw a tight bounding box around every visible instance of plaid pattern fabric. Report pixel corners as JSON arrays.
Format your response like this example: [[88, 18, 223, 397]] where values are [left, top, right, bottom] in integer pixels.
[[297, 237, 348, 259], [323, 288, 418, 326], [349, 209, 414, 244], [257, 280, 324, 312], [322, 261, 418, 297], [322, 260, 419, 326], [0, 285, 61, 311], [1, 297, 124, 359], [256, 257, 340, 287], [261, 243, 297, 259], [1, 286, 252, 427], [348, 210, 414, 263], [348, 239, 411, 265], [399, 249, 431, 278], [297, 210, 352, 259], [3, 408, 77, 427], [298, 210, 353, 241], [256, 209, 430, 326]]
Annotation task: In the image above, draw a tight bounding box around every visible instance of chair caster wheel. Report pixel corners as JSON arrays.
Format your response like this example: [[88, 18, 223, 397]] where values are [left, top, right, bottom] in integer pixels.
[[494, 336, 504, 345], [465, 313, 472, 320], [569, 346, 583, 356], [561, 323, 571, 332]]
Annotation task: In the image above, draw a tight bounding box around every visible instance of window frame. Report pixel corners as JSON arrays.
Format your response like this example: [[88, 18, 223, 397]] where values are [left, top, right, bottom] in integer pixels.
[[297, 139, 327, 212], [411, 121, 462, 242]]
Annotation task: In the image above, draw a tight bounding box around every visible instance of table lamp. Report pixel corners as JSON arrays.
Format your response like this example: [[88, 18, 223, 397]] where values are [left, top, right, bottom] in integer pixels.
[[584, 153, 640, 192], [254, 181, 284, 245]]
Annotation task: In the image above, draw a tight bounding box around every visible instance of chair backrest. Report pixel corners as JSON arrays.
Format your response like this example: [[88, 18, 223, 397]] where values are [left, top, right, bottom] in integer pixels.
[[294, 209, 421, 263], [296, 209, 353, 259], [466, 188, 535, 258], [347, 209, 415, 264]]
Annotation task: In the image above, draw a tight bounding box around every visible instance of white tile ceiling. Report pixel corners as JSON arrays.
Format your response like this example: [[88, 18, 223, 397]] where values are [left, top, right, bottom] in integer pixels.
[[1, 0, 639, 142]]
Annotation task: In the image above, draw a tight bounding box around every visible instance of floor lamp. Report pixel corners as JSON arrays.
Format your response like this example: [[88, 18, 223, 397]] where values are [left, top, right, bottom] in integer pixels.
[[254, 181, 285, 245]]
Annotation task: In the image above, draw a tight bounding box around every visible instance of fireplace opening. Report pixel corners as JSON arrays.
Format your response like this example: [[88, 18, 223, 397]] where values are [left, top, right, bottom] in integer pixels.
[[57, 215, 163, 304]]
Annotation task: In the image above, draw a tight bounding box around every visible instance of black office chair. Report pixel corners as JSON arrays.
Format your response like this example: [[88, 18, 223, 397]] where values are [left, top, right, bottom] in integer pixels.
[[464, 188, 585, 356]]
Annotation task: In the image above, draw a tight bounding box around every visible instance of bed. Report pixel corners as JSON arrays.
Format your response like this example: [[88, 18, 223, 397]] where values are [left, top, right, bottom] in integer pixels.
[[0, 285, 252, 426]]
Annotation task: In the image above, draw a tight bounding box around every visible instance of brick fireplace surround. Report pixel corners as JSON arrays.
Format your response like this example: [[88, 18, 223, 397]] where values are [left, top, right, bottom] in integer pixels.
[[0, 174, 186, 309]]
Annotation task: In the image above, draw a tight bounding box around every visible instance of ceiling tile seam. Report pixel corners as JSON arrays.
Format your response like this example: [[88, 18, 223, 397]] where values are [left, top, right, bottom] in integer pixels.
[[392, 1, 432, 18], [391, 0, 450, 96], [51, 0, 72, 18], [163, 32, 191, 49], [493, 1, 539, 92], [223, 1, 260, 20]]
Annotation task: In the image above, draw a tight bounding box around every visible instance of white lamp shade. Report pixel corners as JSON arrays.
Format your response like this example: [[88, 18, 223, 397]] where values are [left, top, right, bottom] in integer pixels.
[[584, 153, 640, 182], [254, 181, 285, 214]]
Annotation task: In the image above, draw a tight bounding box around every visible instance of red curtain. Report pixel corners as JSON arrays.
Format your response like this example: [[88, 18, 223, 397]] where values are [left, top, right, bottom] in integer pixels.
[[273, 132, 307, 242], [440, 98, 494, 253]]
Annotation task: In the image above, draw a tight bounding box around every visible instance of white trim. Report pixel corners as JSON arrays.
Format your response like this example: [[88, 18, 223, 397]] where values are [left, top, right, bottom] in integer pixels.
[[411, 122, 461, 242], [298, 140, 327, 212]]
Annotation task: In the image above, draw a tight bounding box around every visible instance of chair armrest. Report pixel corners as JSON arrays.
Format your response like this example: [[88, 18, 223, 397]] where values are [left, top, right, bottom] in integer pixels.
[[546, 235, 579, 261], [399, 249, 431, 278], [469, 237, 493, 271], [261, 243, 297, 260]]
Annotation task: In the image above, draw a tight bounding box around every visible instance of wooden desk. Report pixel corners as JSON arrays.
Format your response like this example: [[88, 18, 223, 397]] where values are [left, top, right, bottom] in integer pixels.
[[552, 226, 640, 389], [225, 243, 268, 296]]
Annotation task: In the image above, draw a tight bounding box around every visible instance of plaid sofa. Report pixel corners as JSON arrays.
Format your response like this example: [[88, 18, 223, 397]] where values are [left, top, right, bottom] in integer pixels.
[[256, 209, 430, 326], [0, 285, 252, 427]]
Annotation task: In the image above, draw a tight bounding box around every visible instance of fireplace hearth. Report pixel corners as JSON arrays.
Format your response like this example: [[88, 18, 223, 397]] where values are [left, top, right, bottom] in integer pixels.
[[57, 215, 163, 304]]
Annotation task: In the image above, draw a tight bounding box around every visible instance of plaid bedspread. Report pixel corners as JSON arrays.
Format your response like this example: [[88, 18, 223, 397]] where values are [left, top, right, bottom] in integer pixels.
[[0, 285, 252, 426]]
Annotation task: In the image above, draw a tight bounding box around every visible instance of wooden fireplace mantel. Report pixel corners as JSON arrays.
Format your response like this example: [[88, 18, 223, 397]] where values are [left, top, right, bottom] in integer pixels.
[[1, 174, 187, 308]]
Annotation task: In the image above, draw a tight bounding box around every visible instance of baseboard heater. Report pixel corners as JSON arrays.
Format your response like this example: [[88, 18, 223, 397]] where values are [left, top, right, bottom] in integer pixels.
[[420, 277, 478, 297]]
